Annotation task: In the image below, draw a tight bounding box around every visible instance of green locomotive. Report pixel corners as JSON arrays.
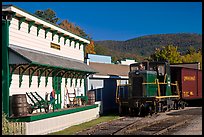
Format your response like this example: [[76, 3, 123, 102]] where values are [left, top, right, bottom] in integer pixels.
[[116, 61, 185, 116]]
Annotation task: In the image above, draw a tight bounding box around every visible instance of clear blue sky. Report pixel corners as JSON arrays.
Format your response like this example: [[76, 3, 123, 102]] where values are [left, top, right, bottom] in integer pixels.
[[3, 2, 202, 41]]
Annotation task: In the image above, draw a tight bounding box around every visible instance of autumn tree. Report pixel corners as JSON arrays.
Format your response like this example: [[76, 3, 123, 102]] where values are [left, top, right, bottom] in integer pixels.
[[185, 46, 197, 55], [58, 20, 89, 38], [59, 20, 76, 34], [181, 46, 202, 68], [149, 45, 182, 64], [75, 26, 90, 38], [85, 41, 96, 55], [34, 8, 60, 24], [34, 9, 90, 38]]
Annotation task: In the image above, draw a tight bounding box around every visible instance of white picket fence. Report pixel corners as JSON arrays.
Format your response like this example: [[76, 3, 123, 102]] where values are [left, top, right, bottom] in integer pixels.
[[2, 121, 26, 135]]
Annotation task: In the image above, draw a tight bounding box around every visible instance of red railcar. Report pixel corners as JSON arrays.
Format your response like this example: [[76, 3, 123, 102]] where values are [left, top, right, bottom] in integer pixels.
[[170, 65, 202, 102]]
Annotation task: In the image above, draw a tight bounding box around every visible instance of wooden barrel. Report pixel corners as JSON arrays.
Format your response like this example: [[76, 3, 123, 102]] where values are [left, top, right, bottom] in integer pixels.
[[87, 91, 95, 105], [12, 94, 28, 117]]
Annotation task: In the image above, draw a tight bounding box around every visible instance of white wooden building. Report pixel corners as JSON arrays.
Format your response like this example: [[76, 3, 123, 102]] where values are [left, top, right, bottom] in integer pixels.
[[2, 5, 99, 135]]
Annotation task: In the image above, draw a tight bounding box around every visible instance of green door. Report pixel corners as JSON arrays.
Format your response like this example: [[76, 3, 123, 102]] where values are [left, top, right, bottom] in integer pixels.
[[53, 76, 62, 109]]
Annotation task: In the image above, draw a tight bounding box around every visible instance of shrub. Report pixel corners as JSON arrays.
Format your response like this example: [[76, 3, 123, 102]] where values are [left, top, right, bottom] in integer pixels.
[[2, 112, 13, 135]]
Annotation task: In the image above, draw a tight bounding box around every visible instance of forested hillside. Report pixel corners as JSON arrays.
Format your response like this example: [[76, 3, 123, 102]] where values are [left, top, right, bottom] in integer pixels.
[[94, 33, 202, 62]]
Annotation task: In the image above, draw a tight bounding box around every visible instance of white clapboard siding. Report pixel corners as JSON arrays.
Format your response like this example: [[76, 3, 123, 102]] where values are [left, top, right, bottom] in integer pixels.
[[10, 75, 53, 105], [9, 18, 84, 61], [6, 6, 90, 44], [61, 78, 85, 107], [10, 74, 85, 110]]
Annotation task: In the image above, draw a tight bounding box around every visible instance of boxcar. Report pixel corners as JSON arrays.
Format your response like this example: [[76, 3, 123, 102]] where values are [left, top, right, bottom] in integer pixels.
[[170, 66, 202, 104]]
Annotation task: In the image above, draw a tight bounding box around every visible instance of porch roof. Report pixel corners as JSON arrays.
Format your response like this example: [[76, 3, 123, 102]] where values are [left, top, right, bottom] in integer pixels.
[[9, 45, 96, 74]]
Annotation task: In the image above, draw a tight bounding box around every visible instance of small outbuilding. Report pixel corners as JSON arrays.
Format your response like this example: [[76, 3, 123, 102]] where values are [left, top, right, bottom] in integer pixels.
[[86, 54, 130, 114]]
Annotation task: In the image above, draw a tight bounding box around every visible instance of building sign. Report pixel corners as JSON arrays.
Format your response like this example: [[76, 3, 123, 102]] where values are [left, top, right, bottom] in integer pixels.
[[51, 42, 60, 50], [183, 76, 195, 81], [183, 91, 194, 97]]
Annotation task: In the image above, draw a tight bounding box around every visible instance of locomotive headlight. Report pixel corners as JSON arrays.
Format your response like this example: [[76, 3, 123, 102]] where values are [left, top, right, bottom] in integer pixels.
[[167, 81, 170, 86], [135, 71, 139, 75]]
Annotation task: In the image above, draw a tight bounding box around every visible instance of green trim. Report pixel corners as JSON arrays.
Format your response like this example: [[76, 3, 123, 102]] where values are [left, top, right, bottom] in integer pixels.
[[29, 66, 43, 87], [69, 72, 76, 87], [80, 78, 84, 87], [2, 19, 10, 116], [19, 66, 24, 87], [74, 72, 79, 86], [37, 24, 43, 36], [37, 67, 49, 87], [69, 37, 75, 46], [61, 70, 71, 78], [51, 68, 62, 78], [37, 69, 42, 87], [75, 72, 85, 86], [9, 5, 90, 41], [28, 68, 34, 87], [45, 27, 51, 38], [74, 39, 79, 48], [65, 78, 68, 86], [78, 41, 85, 50], [28, 21, 35, 33], [45, 69, 54, 87], [9, 104, 98, 122], [61, 71, 72, 86], [80, 79, 82, 87], [18, 17, 26, 30], [64, 36, 70, 45], [51, 30, 58, 41], [2, 11, 16, 19], [70, 78, 73, 87], [19, 65, 33, 87], [52, 76, 62, 109], [58, 33, 64, 43], [9, 64, 22, 87], [84, 78, 87, 103], [56, 69, 65, 77], [12, 14, 89, 47], [76, 95, 88, 102], [75, 78, 78, 87]]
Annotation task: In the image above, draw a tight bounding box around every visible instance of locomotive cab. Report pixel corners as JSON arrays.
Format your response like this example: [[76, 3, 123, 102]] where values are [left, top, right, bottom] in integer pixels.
[[129, 63, 158, 98], [129, 61, 173, 98], [149, 62, 172, 96]]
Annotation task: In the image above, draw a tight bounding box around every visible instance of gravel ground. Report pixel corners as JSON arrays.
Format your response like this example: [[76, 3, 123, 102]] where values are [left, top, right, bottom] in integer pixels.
[[75, 107, 202, 135], [164, 107, 202, 135], [170, 115, 202, 135]]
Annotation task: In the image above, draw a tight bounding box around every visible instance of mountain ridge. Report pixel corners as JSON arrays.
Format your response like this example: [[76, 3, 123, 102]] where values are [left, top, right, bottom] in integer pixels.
[[94, 33, 202, 62]]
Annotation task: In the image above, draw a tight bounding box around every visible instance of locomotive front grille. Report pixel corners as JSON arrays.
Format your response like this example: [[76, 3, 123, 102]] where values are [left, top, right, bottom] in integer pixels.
[[132, 76, 143, 97]]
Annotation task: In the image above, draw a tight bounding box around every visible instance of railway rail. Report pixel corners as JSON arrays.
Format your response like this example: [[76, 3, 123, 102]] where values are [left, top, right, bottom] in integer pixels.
[[75, 107, 201, 135]]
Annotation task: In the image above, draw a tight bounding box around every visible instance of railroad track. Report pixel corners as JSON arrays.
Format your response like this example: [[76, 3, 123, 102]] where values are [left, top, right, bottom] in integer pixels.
[[124, 115, 194, 135], [75, 107, 201, 135], [75, 116, 143, 135]]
